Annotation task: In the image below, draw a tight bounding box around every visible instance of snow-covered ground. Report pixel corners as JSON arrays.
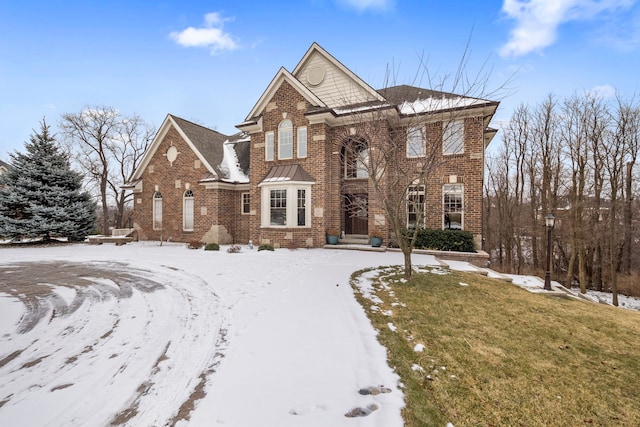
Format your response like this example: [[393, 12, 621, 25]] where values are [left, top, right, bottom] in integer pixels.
[[1, 243, 438, 426], [1, 243, 637, 427]]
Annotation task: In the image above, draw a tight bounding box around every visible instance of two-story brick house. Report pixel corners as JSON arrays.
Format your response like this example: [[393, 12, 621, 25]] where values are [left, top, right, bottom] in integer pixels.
[[126, 43, 499, 248]]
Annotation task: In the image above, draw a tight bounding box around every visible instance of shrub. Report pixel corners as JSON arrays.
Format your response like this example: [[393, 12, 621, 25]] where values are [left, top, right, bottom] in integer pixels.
[[187, 240, 203, 249], [227, 244, 241, 253], [204, 243, 220, 251], [405, 228, 475, 252], [258, 244, 274, 251]]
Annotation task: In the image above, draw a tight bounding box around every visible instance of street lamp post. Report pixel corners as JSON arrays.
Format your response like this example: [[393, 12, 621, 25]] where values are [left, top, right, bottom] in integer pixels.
[[544, 213, 555, 291]]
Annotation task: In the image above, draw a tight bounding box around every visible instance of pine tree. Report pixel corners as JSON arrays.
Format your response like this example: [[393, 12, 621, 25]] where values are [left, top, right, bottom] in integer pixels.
[[0, 119, 96, 241]]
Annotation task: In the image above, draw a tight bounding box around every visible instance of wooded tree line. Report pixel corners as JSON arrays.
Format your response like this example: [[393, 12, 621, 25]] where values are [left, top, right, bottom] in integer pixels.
[[485, 93, 640, 304]]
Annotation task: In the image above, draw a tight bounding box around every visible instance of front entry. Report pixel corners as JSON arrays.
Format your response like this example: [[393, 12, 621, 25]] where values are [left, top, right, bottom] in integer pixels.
[[343, 194, 368, 235]]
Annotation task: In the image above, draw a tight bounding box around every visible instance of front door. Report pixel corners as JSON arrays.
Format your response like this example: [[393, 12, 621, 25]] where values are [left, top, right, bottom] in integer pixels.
[[344, 194, 368, 235]]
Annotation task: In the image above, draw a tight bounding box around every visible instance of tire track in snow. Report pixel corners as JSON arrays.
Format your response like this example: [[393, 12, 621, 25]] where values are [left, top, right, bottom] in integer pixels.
[[0, 261, 230, 427]]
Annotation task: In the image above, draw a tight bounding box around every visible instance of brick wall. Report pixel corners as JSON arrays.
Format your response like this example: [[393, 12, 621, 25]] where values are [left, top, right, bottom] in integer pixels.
[[245, 81, 488, 248], [247, 81, 331, 248], [132, 125, 248, 244]]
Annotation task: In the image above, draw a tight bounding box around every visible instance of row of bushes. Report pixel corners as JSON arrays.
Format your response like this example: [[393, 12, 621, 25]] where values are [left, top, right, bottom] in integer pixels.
[[187, 241, 275, 252], [399, 228, 476, 252]]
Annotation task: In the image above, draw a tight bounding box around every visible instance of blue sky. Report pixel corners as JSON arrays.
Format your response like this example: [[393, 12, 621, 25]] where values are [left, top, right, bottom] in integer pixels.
[[1, 0, 639, 160]]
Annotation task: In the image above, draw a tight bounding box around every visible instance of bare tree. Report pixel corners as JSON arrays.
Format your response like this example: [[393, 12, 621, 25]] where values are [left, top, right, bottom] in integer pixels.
[[108, 115, 155, 228], [335, 46, 506, 279], [619, 96, 640, 274], [60, 106, 155, 234]]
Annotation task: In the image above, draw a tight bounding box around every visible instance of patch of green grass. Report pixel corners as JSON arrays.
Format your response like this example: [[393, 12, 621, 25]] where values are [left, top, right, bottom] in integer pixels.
[[351, 266, 640, 426]]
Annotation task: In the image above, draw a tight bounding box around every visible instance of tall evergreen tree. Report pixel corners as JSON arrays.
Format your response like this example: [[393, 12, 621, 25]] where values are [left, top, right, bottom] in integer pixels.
[[0, 119, 96, 241]]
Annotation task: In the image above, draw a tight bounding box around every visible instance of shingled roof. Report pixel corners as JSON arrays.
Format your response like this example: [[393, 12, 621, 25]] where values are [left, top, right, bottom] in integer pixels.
[[168, 115, 230, 178]]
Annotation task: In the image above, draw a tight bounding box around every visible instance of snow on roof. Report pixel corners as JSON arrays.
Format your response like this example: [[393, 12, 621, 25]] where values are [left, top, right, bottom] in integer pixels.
[[333, 103, 391, 115], [219, 141, 249, 184], [399, 95, 489, 115]]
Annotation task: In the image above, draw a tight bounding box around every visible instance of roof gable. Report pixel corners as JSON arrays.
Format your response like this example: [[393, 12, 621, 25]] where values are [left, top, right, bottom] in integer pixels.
[[243, 67, 326, 123], [292, 42, 385, 108], [132, 114, 230, 181]]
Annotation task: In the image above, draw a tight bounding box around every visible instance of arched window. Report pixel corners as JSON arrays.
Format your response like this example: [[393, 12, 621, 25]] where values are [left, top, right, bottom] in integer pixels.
[[183, 189, 194, 231], [278, 119, 293, 159], [153, 191, 163, 230], [342, 138, 369, 179]]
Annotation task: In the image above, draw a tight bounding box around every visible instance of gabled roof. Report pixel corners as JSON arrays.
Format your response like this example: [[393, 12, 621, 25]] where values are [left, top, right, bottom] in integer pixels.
[[129, 114, 249, 185], [238, 43, 499, 131], [292, 42, 385, 105], [242, 67, 327, 124]]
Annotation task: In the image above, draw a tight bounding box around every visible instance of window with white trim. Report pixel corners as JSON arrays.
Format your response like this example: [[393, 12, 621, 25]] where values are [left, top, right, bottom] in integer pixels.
[[265, 131, 274, 161], [407, 184, 425, 228], [343, 138, 369, 179], [241, 193, 250, 214], [407, 126, 425, 157], [183, 189, 194, 231], [443, 184, 463, 229], [153, 191, 162, 230], [297, 126, 307, 158], [260, 184, 312, 228], [278, 119, 293, 159], [270, 189, 287, 225], [443, 120, 464, 155], [297, 189, 306, 226]]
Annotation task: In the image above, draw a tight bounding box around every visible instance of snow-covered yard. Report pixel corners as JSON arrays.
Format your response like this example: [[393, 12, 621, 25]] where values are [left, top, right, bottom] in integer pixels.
[[0, 242, 430, 426], [2, 242, 638, 426]]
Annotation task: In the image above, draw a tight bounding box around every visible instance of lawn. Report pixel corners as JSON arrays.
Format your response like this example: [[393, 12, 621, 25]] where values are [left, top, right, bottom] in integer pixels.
[[351, 265, 640, 426]]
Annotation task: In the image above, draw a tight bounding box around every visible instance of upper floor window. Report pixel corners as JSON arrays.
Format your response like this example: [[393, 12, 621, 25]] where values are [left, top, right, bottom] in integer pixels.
[[183, 189, 194, 231], [443, 120, 464, 155], [407, 126, 425, 157], [241, 192, 251, 214], [297, 126, 307, 158], [153, 191, 162, 230], [343, 138, 369, 179], [278, 119, 293, 159], [265, 132, 275, 161], [443, 184, 463, 229]]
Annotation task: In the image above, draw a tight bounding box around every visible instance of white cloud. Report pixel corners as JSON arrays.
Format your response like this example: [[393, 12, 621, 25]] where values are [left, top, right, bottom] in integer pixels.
[[588, 84, 617, 98], [336, 0, 395, 12], [499, 0, 635, 57], [170, 12, 238, 54]]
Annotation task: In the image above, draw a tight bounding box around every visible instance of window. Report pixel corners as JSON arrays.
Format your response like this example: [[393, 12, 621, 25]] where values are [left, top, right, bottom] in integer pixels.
[[261, 184, 312, 228], [183, 189, 194, 231], [343, 139, 369, 179], [265, 132, 274, 161], [297, 126, 307, 158], [153, 191, 162, 230], [407, 184, 425, 228], [407, 126, 425, 157], [443, 184, 463, 229], [297, 189, 306, 226], [278, 120, 293, 159], [242, 193, 251, 214], [270, 189, 287, 226], [443, 120, 464, 155]]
